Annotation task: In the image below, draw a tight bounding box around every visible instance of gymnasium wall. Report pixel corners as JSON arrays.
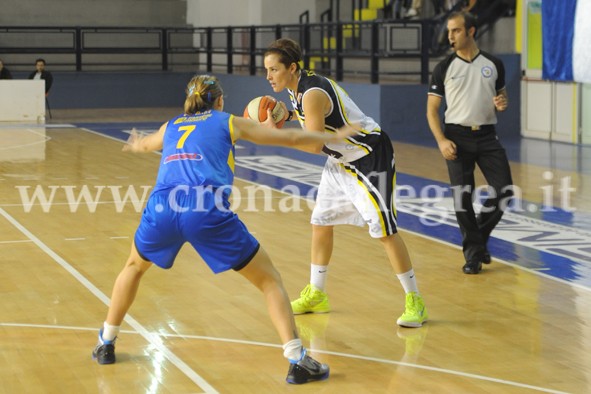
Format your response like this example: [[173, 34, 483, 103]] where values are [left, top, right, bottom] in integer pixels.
[[186, 0, 319, 27], [0, 0, 187, 27], [14, 55, 520, 145]]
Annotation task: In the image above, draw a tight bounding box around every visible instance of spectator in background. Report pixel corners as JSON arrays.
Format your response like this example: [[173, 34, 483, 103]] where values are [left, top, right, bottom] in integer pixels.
[[387, 0, 422, 19], [0, 59, 13, 79], [404, 0, 422, 18], [428, 0, 465, 17], [28, 58, 53, 95], [464, 0, 514, 29]]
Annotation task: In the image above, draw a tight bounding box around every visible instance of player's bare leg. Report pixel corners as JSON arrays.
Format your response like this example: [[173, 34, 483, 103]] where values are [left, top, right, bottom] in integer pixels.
[[236, 247, 297, 343], [93, 242, 152, 364], [237, 246, 329, 384], [311, 225, 333, 265], [106, 243, 153, 326]]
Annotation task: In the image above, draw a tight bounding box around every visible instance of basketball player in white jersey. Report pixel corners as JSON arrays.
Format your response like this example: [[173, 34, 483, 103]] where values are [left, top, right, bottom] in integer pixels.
[[264, 38, 428, 328]]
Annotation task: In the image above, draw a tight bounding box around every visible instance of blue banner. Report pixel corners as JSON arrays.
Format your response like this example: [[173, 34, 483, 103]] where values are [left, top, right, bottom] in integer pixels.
[[542, 0, 577, 81], [542, 0, 591, 83], [573, 0, 591, 83]]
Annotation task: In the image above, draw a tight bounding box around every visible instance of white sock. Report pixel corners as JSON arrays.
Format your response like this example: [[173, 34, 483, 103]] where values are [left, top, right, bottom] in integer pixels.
[[102, 322, 120, 341], [396, 269, 419, 294], [282, 338, 304, 362], [310, 264, 329, 291]]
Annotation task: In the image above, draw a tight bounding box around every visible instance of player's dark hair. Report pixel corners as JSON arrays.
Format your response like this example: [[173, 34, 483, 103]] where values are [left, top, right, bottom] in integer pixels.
[[449, 11, 478, 36], [265, 38, 302, 70], [184, 75, 224, 114]]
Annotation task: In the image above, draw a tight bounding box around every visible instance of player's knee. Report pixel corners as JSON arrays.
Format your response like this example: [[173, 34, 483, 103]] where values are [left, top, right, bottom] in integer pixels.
[[125, 254, 152, 274], [257, 264, 282, 289]]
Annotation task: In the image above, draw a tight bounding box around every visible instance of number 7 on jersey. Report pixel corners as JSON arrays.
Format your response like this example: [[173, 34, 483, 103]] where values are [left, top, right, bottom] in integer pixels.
[[176, 125, 196, 149]]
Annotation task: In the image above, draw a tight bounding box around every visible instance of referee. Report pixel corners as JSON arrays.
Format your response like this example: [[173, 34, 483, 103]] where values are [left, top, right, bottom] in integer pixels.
[[426, 11, 513, 275]]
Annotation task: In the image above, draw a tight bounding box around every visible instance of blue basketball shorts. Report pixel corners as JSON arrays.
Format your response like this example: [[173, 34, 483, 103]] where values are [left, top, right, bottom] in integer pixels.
[[134, 186, 260, 273]]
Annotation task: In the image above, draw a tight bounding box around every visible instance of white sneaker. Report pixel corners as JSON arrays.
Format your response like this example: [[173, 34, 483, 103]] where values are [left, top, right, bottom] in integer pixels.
[[405, 8, 418, 18]]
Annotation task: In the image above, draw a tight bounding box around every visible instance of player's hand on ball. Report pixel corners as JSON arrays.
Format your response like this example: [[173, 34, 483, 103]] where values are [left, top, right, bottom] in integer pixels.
[[262, 108, 278, 128], [243, 96, 286, 128], [278, 101, 290, 122]]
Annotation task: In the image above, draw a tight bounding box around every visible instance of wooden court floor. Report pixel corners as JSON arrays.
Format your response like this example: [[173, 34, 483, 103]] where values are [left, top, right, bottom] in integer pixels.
[[1, 109, 590, 394]]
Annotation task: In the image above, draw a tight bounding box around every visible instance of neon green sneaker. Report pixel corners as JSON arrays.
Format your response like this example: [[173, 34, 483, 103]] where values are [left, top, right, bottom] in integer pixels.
[[291, 284, 331, 315], [396, 292, 428, 328]]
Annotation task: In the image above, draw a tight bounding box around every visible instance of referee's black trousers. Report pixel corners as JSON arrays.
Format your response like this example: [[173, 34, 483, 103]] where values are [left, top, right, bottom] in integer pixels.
[[444, 124, 514, 264]]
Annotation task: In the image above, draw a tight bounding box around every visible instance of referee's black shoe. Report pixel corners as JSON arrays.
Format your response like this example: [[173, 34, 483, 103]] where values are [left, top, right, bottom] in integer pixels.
[[463, 260, 482, 274], [483, 250, 491, 264]]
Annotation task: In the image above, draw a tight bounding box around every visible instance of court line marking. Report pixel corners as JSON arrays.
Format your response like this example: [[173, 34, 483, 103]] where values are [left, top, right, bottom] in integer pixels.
[[0, 207, 218, 394], [235, 154, 591, 270], [70, 125, 587, 389], [234, 177, 591, 293], [0, 124, 36, 129], [1, 125, 578, 391], [0, 239, 33, 244], [0, 322, 569, 394], [0, 127, 51, 151], [399, 226, 591, 293], [11, 177, 584, 291], [0, 123, 75, 129]]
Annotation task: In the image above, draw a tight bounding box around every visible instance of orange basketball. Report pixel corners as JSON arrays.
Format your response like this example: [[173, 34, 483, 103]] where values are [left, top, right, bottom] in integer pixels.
[[243, 95, 286, 128]]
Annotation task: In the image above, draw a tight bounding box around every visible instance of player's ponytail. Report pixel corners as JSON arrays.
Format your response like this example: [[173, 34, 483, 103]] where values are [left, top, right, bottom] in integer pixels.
[[184, 75, 224, 114]]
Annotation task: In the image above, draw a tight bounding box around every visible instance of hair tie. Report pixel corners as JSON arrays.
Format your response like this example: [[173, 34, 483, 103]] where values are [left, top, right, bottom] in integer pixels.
[[195, 92, 201, 97], [207, 92, 211, 102]]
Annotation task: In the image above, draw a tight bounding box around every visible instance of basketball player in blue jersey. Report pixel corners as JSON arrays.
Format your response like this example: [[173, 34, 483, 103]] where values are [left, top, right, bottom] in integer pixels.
[[263, 38, 428, 328], [92, 74, 357, 384]]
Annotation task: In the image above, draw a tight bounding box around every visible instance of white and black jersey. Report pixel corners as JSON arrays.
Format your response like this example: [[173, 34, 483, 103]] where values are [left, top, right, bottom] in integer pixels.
[[428, 51, 505, 126], [288, 70, 381, 163]]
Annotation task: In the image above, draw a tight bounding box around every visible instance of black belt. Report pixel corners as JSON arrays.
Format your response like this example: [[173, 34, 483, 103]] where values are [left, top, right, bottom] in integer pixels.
[[446, 124, 495, 132]]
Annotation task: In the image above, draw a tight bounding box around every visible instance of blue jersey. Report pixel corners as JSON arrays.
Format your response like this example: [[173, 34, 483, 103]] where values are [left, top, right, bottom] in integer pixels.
[[154, 110, 236, 197], [134, 109, 260, 273]]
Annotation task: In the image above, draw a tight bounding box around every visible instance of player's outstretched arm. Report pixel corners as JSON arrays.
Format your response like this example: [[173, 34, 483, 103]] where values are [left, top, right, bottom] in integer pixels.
[[233, 114, 357, 148], [123, 123, 167, 153]]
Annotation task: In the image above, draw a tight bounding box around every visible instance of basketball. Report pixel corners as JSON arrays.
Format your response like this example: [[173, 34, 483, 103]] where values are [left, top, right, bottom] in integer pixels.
[[243, 95, 286, 128]]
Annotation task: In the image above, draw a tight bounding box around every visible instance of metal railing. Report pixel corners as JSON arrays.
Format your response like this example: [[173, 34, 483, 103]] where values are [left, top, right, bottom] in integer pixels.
[[0, 20, 436, 84]]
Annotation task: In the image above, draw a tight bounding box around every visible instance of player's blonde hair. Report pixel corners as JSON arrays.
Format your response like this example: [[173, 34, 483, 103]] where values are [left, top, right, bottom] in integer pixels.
[[184, 75, 224, 114]]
